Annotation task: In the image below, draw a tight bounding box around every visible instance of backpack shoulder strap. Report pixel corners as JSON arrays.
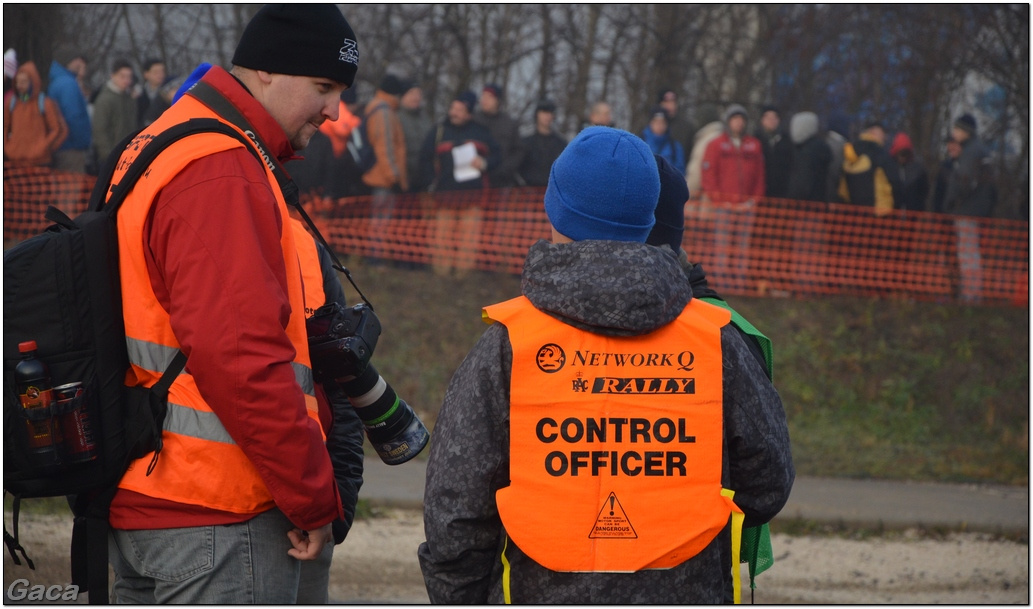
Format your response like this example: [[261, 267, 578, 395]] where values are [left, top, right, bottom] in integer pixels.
[[3, 94, 45, 115], [84, 118, 257, 215], [103, 118, 257, 214], [365, 100, 389, 120]]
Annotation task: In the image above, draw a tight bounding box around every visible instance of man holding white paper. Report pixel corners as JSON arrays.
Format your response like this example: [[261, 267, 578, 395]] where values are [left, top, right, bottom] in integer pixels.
[[417, 90, 500, 277]]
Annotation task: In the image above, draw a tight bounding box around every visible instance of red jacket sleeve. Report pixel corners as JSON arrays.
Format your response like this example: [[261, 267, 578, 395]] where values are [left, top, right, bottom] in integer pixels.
[[145, 147, 342, 531]]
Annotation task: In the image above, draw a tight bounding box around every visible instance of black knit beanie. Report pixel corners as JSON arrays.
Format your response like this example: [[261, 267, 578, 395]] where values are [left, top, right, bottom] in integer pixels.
[[646, 154, 688, 253], [455, 90, 477, 114], [379, 74, 405, 96], [954, 113, 977, 136], [232, 4, 359, 88]]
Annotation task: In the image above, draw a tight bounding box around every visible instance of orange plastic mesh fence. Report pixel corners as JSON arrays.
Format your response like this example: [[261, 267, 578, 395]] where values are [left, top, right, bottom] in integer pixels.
[[3, 165, 95, 240], [4, 166, 1028, 307]]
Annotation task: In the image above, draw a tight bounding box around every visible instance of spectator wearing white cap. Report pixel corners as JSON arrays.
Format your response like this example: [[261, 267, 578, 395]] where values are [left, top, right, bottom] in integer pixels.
[[4, 48, 18, 108]]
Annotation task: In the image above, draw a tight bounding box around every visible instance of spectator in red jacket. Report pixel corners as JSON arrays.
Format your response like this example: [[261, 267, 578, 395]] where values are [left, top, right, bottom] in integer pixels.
[[700, 104, 765, 202], [699, 104, 764, 293]]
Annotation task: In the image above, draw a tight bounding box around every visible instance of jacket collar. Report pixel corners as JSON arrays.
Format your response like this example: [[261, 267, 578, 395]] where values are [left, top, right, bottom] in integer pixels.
[[197, 66, 295, 163]]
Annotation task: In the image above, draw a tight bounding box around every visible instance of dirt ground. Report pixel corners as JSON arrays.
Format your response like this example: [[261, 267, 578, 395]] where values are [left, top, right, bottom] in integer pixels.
[[3, 508, 1028, 604]]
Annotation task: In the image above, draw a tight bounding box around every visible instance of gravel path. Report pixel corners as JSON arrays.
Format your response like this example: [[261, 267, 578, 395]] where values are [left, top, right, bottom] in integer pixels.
[[4, 509, 1028, 604]]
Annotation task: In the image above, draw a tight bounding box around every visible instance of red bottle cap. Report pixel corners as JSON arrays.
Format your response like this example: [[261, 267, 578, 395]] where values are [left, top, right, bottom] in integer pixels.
[[18, 340, 37, 353]]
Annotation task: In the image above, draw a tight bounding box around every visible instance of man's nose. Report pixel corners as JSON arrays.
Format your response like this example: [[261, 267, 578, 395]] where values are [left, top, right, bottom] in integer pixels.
[[325, 99, 341, 122]]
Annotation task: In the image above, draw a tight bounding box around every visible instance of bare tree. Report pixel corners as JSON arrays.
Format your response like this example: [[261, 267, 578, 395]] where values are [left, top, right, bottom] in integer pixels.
[[3, 4, 60, 76], [554, 4, 603, 133], [966, 4, 1030, 218], [9, 3, 1025, 211]]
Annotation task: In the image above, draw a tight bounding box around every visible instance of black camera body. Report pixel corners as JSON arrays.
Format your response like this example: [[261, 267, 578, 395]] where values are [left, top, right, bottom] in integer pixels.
[[305, 301, 429, 465], [306, 302, 381, 383]]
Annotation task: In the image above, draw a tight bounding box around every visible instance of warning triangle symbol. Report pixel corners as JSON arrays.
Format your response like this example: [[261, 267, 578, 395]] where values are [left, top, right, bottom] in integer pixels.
[[588, 492, 637, 539]]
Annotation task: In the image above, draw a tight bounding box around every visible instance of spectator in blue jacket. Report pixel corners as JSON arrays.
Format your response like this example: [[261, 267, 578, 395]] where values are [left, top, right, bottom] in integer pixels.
[[641, 107, 685, 175], [47, 47, 91, 173]]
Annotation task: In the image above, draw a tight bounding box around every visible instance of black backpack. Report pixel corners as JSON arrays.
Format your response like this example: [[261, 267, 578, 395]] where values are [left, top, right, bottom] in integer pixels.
[[347, 117, 377, 175], [348, 101, 389, 176], [3, 118, 261, 604]]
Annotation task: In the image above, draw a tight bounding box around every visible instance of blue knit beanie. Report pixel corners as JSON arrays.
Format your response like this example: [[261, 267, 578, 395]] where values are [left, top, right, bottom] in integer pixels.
[[545, 126, 659, 242]]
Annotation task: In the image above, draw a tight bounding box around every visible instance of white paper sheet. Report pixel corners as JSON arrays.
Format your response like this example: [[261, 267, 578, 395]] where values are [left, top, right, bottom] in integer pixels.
[[452, 142, 481, 182]]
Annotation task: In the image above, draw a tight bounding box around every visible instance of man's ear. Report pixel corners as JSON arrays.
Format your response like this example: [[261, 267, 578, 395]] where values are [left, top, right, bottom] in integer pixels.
[[551, 227, 573, 244]]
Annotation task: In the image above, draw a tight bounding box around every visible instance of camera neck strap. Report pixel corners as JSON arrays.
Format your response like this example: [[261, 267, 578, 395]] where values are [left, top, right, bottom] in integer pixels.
[[186, 80, 374, 310]]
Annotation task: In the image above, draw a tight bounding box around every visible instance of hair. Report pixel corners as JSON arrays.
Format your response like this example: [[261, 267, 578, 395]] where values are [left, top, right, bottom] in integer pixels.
[[111, 58, 134, 74], [142, 58, 164, 73]]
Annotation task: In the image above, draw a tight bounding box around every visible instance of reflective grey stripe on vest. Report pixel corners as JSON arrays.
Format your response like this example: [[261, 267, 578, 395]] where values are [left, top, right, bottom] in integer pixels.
[[126, 336, 180, 375], [126, 338, 313, 443], [165, 401, 236, 445], [293, 362, 315, 397], [127, 336, 315, 397]]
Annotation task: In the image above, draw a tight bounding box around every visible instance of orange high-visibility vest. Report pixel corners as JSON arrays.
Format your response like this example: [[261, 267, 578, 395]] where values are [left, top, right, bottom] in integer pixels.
[[291, 217, 326, 317], [487, 295, 737, 573], [114, 94, 319, 515]]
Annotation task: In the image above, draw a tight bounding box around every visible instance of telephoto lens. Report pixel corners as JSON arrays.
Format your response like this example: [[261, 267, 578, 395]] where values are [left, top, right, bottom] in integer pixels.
[[339, 362, 429, 465]]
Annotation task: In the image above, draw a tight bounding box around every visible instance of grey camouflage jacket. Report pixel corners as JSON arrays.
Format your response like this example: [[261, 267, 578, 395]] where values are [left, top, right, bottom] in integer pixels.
[[418, 240, 794, 604]]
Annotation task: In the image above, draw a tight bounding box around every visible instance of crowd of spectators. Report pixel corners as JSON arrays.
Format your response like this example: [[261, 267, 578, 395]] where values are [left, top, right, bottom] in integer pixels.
[[1, 50, 1012, 298], [3, 49, 1002, 226], [2, 48, 186, 175]]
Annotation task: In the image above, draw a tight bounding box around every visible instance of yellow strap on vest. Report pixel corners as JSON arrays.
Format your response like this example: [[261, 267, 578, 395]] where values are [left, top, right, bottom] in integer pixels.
[[501, 534, 513, 604], [722, 488, 745, 604]]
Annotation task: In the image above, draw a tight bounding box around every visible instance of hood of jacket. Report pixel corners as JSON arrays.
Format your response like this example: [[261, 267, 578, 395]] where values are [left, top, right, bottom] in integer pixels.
[[520, 239, 692, 337], [790, 112, 819, 144], [13, 61, 42, 101], [889, 132, 913, 157], [48, 59, 75, 84], [694, 121, 724, 145]]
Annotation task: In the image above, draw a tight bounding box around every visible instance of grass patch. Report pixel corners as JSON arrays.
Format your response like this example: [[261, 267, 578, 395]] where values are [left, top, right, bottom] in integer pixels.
[[7, 262, 1023, 523], [770, 517, 1029, 544], [342, 261, 1028, 486]]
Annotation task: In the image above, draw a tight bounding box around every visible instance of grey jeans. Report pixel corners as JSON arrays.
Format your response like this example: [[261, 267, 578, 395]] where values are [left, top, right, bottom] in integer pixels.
[[108, 508, 304, 604], [297, 541, 334, 603]]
